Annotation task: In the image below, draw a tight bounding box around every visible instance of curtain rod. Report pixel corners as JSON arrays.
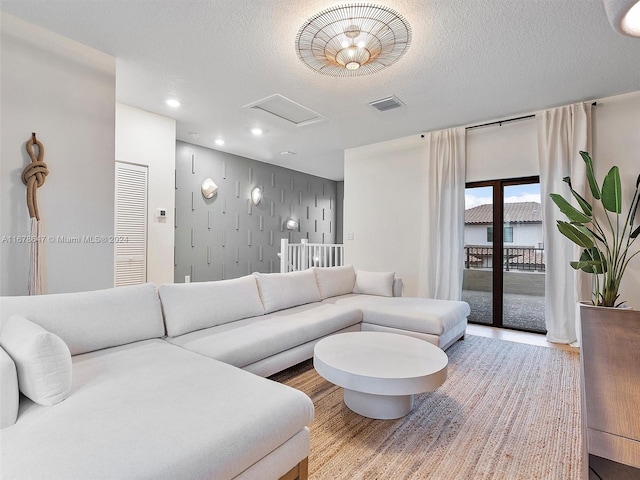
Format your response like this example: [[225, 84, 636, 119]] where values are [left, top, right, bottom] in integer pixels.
[[465, 114, 534, 130], [465, 101, 598, 131]]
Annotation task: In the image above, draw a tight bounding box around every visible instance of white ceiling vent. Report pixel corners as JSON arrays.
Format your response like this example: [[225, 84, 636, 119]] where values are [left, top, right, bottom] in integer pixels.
[[369, 95, 405, 112], [244, 94, 327, 127]]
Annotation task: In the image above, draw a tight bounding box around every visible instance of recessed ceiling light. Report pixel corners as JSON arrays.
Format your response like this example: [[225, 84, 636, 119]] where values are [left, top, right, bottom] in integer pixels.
[[251, 128, 263, 136], [280, 151, 297, 156], [166, 98, 181, 107], [215, 139, 225, 146]]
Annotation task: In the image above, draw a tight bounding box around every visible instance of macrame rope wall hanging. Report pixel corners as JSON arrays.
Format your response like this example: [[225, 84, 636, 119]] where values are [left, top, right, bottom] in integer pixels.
[[21, 132, 48, 295]]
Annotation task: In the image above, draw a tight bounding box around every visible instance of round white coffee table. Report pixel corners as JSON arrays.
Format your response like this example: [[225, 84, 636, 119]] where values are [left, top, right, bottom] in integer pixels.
[[313, 331, 448, 420]]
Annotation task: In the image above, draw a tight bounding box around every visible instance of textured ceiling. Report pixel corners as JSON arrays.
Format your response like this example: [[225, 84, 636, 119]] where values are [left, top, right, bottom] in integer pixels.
[[1, 0, 639, 180]]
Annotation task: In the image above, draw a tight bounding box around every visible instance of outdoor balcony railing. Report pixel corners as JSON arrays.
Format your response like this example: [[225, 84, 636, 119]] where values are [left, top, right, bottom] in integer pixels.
[[464, 245, 546, 272]]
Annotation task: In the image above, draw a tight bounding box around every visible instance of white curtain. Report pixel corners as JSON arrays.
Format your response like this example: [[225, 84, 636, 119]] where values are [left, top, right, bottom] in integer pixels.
[[537, 102, 592, 344], [418, 127, 466, 300]]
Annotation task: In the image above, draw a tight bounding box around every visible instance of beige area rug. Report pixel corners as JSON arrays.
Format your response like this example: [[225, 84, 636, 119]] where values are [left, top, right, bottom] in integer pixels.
[[271, 335, 581, 480]]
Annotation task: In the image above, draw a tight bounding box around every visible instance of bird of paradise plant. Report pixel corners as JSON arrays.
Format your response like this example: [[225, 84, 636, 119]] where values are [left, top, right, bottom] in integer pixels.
[[550, 151, 640, 307]]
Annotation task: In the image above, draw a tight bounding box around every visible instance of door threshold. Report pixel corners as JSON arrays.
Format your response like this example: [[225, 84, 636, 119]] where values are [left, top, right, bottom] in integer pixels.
[[466, 324, 578, 352]]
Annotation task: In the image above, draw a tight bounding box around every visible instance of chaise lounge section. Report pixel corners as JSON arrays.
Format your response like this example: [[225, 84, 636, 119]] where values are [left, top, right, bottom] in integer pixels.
[[315, 266, 470, 350]]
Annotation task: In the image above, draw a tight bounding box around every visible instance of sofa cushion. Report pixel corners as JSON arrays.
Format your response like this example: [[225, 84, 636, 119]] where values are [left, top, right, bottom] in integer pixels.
[[313, 265, 356, 300], [0, 283, 164, 356], [0, 315, 72, 406], [353, 270, 395, 297], [168, 303, 362, 368], [159, 275, 265, 337], [323, 294, 470, 335], [0, 339, 314, 480], [0, 347, 19, 428], [254, 270, 321, 314]]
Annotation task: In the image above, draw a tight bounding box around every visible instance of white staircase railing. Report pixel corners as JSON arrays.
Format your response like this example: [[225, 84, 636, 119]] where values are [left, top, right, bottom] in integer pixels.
[[279, 239, 345, 273]]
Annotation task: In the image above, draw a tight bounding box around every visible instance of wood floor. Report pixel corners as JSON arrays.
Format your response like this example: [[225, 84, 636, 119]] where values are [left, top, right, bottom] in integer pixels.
[[466, 323, 579, 352]]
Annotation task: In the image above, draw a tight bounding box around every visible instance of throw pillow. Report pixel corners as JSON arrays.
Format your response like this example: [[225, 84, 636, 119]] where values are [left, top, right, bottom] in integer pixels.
[[313, 265, 356, 299], [0, 315, 72, 406], [0, 348, 19, 427], [254, 270, 321, 313], [159, 275, 265, 337], [353, 270, 395, 297]]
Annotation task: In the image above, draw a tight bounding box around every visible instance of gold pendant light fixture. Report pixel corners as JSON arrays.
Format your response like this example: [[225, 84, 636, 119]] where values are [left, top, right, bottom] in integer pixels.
[[296, 3, 411, 77]]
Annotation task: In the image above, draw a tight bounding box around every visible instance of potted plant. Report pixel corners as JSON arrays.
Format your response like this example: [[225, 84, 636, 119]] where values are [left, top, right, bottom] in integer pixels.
[[550, 151, 639, 307], [552, 151, 640, 477]]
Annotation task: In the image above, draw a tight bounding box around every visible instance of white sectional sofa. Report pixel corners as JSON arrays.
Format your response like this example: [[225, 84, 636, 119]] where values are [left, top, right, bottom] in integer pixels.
[[0, 265, 469, 480]]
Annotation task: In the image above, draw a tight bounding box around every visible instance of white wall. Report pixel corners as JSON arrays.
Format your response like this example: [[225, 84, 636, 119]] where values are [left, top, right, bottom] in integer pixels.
[[0, 14, 116, 295], [510, 223, 543, 247], [591, 91, 640, 310], [344, 90, 640, 303], [464, 225, 491, 246], [465, 223, 543, 247], [115, 104, 176, 285], [344, 136, 426, 296]]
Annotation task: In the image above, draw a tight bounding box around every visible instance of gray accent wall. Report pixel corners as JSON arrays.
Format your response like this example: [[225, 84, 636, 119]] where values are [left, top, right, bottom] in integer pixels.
[[175, 141, 338, 282]]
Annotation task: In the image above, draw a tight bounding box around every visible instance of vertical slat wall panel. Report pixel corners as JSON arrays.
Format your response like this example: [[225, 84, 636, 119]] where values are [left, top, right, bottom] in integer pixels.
[[174, 141, 338, 282]]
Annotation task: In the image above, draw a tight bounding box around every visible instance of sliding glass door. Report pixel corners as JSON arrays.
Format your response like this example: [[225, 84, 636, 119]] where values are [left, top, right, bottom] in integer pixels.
[[463, 177, 545, 332], [462, 184, 494, 326], [502, 181, 545, 331]]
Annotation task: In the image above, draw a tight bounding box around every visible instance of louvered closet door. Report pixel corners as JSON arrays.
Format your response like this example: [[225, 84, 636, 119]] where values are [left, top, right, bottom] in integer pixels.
[[114, 162, 148, 286]]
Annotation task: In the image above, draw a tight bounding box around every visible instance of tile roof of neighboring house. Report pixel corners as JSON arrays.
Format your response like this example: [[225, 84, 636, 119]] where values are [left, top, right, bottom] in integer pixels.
[[465, 202, 542, 224], [506, 248, 545, 267], [465, 246, 546, 267]]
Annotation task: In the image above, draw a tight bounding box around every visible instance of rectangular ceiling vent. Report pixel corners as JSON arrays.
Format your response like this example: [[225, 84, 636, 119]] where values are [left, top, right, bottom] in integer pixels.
[[369, 95, 405, 112], [243, 94, 327, 127]]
